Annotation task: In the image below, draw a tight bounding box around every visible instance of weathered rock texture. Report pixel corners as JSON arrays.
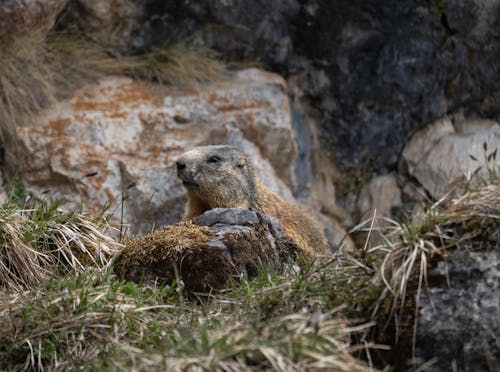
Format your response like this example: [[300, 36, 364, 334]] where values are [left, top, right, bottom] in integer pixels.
[[15, 70, 301, 234], [57, 0, 500, 173], [377, 182, 500, 371], [58, 0, 139, 52], [0, 0, 68, 36], [411, 249, 500, 371], [357, 174, 402, 220], [113, 208, 300, 291], [4, 0, 499, 227], [402, 117, 500, 199]]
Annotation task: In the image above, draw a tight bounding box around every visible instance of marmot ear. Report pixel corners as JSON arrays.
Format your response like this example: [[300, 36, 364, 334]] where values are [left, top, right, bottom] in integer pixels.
[[236, 157, 246, 168]]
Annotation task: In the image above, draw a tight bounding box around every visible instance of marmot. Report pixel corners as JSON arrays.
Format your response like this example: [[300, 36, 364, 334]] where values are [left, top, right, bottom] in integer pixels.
[[175, 145, 330, 257]]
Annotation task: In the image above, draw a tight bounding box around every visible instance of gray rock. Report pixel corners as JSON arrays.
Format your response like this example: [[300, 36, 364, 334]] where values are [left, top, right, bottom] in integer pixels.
[[195, 207, 263, 227], [402, 117, 500, 199], [410, 249, 500, 371], [357, 174, 402, 220], [85, 0, 500, 173]]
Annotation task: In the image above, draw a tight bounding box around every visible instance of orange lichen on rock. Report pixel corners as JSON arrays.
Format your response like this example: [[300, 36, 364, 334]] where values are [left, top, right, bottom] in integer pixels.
[[217, 102, 264, 113], [47, 117, 71, 135], [72, 81, 163, 119]]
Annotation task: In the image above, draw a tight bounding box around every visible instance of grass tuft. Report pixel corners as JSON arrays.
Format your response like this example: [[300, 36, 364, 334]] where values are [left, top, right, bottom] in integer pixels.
[[0, 197, 122, 291], [121, 44, 228, 87], [0, 264, 376, 371], [364, 173, 499, 351]]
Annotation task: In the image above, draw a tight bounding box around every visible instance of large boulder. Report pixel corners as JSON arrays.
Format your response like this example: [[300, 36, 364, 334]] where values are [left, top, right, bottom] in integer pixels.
[[401, 117, 500, 199], [14, 69, 298, 234]]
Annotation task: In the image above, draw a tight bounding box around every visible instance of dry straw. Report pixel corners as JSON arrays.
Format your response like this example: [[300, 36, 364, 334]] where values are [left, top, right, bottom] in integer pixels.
[[0, 202, 122, 291], [362, 178, 499, 345]]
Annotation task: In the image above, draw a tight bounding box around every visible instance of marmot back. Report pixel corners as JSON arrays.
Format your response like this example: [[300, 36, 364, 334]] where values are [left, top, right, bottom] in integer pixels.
[[176, 145, 330, 257]]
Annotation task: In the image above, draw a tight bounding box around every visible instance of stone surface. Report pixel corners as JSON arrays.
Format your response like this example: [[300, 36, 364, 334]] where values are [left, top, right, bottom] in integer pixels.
[[402, 117, 500, 199], [9, 0, 498, 226], [411, 249, 500, 371], [14, 70, 298, 234], [59, 0, 140, 52], [0, 0, 68, 36], [113, 208, 300, 291], [357, 174, 402, 220], [91, 0, 500, 174]]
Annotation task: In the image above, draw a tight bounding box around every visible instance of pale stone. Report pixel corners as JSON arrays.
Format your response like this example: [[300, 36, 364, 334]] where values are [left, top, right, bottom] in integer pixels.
[[15, 70, 297, 234], [402, 117, 500, 199], [357, 174, 402, 220]]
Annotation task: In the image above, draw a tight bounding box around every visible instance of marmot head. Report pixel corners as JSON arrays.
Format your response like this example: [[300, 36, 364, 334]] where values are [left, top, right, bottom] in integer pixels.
[[176, 145, 258, 209]]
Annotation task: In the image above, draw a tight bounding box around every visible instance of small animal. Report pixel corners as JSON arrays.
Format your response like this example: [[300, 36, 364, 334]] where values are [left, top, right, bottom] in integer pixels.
[[176, 145, 330, 257]]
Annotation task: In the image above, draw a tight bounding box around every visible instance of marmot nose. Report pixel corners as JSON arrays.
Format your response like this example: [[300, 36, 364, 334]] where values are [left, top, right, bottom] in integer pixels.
[[176, 161, 186, 172]]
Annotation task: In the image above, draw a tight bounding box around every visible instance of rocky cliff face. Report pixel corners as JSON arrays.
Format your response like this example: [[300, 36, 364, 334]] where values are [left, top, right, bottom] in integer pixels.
[[16, 71, 298, 233], [62, 0, 500, 173]]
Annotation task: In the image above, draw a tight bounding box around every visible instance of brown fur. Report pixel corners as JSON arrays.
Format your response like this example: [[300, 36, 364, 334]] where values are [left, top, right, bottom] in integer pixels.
[[176, 145, 330, 257]]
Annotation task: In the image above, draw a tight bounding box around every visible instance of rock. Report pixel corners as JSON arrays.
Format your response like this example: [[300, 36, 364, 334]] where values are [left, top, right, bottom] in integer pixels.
[[86, 0, 500, 174], [14, 0, 499, 191], [58, 0, 140, 52], [113, 208, 300, 291], [410, 249, 500, 371], [402, 117, 500, 199], [14, 70, 298, 234], [357, 174, 402, 220], [0, 0, 68, 36], [195, 208, 263, 227]]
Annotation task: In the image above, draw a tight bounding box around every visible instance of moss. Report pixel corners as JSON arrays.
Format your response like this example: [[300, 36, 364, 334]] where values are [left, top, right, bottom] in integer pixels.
[[431, 0, 447, 14], [113, 217, 301, 292]]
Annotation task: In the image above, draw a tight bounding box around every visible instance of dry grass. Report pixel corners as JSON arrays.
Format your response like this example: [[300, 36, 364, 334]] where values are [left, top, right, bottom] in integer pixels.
[[0, 190, 381, 370], [0, 262, 377, 371], [117, 44, 228, 87], [0, 28, 227, 166], [0, 199, 122, 291], [362, 177, 499, 342], [334, 172, 500, 369]]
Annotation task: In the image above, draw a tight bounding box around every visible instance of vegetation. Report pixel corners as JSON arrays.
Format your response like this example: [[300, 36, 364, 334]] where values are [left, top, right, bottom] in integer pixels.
[[366, 165, 499, 367], [0, 196, 121, 291], [0, 184, 380, 371], [0, 169, 495, 370], [0, 222, 377, 371], [0, 156, 497, 370]]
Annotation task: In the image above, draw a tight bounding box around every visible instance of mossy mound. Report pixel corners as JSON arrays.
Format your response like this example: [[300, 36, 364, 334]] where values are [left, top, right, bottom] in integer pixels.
[[114, 208, 301, 292]]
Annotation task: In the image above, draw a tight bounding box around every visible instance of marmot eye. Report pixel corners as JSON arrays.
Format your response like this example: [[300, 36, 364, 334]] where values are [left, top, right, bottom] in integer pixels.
[[207, 155, 222, 163]]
